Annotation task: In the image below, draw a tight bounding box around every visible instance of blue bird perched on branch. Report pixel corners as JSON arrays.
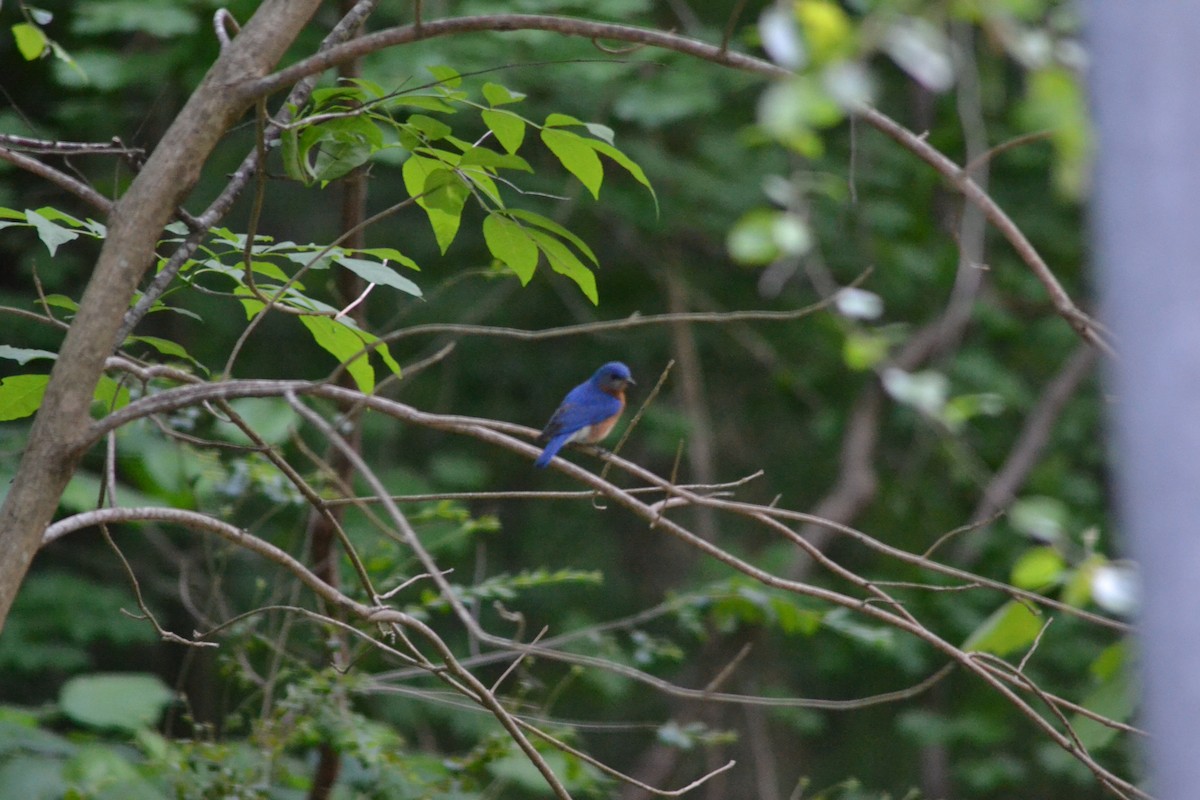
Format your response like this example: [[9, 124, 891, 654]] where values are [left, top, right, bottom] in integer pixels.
[[534, 362, 635, 468]]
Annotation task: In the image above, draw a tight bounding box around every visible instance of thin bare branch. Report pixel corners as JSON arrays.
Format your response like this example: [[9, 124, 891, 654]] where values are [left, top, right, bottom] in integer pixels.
[[0, 146, 114, 213]]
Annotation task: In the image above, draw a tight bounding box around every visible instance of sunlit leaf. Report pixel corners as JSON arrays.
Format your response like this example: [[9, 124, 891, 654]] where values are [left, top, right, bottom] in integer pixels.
[[125, 335, 203, 368], [92, 375, 131, 413], [544, 112, 586, 128], [508, 209, 598, 265], [12, 23, 49, 60], [962, 600, 1043, 657], [541, 127, 603, 199], [354, 247, 420, 270], [407, 113, 452, 141], [483, 213, 539, 284], [300, 315, 376, 393], [481, 109, 526, 154], [0, 374, 50, 421], [1010, 546, 1065, 590], [458, 146, 532, 172], [528, 230, 598, 304], [798, 0, 855, 63], [842, 331, 889, 371], [482, 82, 525, 106], [402, 157, 469, 254], [587, 140, 657, 210], [426, 64, 462, 89]]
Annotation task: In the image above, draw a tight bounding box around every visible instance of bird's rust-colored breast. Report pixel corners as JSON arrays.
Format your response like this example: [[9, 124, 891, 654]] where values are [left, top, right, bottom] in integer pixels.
[[583, 388, 626, 442]]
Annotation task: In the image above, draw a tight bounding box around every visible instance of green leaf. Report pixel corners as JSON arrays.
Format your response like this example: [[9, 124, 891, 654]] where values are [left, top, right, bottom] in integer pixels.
[[391, 94, 457, 114], [334, 257, 423, 297], [1019, 67, 1091, 198], [1009, 495, 1069, 544], [821, 607, 895, 649], [25, 208, 79, 256], [11, 23, 49, 60], [1010, 547, 1065, 590], [458, 146, 532, 172], [508, 209, 598, 264], [0, 345, 57, 365], [584, 122, 616, 144], [246, 260, 291, 282], [1072, 661, 1134, 750], [407, 113, 453, 141], [402, 157, 469, 254], [528, 230, 598, 304], [92, 376, 131, 413], [1062, 554, 1105, 608], [300, 316, 375, 393], [354, 247, 421, 270], [212, 398, 298, 445], [0, 374, 50, 421], [41, 294, 78, 312], [59, 673, 173, 733], [482, 82, 526, 106], [483, 214, 539, 284], [544, 112, 586, 128], [587, 140, 657, 209], [303, 117, 383, 185], [458, 165, 503, 206], [361, 329, 402, 380], [426, 64, 462, 89], [962, 600, 1044, 657], [481, 109, 526, 154], [541, 127, 604, 199], [125, 335, 202, 367], [33, 206, 90, 228], [842, 331, 889, 370]]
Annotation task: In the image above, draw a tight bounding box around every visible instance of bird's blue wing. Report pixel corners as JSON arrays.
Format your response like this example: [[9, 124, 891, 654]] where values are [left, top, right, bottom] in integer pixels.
[[534, 384, 621, 468], [538, 385, 620, 442]]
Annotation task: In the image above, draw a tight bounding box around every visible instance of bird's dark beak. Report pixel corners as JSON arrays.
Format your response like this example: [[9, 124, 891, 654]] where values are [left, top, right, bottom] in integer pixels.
[[626, 378, 636, 387]]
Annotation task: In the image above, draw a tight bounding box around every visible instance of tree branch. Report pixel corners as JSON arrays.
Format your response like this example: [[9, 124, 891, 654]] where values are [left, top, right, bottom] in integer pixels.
[[0, 0, 326, 633]]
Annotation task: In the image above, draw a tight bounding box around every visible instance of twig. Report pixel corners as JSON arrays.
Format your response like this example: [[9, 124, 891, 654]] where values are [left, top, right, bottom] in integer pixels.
[[0, 146, 114, 213], [214, 9, 241, 48]]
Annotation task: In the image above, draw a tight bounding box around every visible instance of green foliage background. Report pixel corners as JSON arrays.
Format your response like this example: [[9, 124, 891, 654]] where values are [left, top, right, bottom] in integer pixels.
[[0, 0, 1128, 798]]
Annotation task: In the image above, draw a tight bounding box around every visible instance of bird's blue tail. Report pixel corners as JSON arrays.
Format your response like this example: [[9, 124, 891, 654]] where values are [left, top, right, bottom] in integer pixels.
[[535, 434, 571, 468]]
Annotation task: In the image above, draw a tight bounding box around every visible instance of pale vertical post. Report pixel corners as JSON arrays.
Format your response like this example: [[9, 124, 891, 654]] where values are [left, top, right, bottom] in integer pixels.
[[1092, 4, 1200, 797]]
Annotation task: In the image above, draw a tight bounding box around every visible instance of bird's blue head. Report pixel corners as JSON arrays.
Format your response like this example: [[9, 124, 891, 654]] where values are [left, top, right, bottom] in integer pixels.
[[591, 361, 635, 393]]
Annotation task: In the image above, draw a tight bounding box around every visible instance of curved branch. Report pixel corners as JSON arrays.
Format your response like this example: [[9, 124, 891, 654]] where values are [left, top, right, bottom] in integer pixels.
[[857, 105, 1114, 356], [237, 14, 783, 101], [0, 0, 327, 635], [86, 378, 1128, 634], [236, 12, 1106, 355], [43, 506, 574, 800], [78, 378, 1141, 796], [0, 146, 114, 213]]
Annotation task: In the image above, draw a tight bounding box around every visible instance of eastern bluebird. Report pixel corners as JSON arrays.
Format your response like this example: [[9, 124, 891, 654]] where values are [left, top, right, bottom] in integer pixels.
[[534, 361, 635, 468]]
